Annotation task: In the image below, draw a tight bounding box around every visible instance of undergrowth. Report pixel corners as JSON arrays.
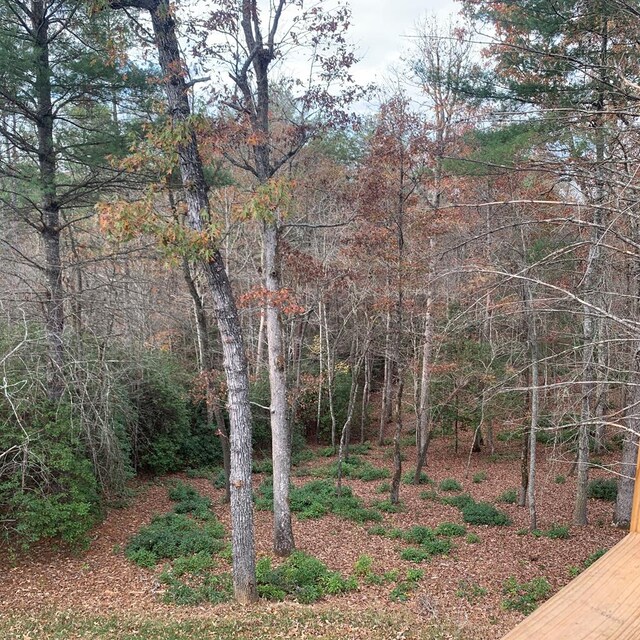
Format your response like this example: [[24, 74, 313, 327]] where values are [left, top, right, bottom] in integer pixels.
[[255, 479, 382, 523]]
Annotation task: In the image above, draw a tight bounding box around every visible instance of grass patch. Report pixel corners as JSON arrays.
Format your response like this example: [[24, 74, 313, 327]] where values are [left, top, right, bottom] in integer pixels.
[[472, 472, 487, 484], [502, 576, 551, 615], [0, 607, 468, 640], [389, 568, 424, 602], [456, 580, 487, 603]]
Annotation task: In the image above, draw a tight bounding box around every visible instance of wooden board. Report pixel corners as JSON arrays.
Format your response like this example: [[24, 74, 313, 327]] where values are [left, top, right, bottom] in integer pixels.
[[502, 532, 640, 639]]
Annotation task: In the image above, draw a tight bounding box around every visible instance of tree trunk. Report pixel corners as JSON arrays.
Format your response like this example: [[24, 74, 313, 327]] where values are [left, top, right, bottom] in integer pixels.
[[523, 281, 538, 531], [390, 380, 404, 504], [415, 238, 434, 482], [360, 352, 371, 443], [379, 308, 393, 445], [614, 362, 640, 527], [263, 222, 294, 556], [33, 1, 65, 401], [574, 15, 609, 527], [182, 257, 232, 503], [615, 230, 640, 527], [110, 0, 258, 603]]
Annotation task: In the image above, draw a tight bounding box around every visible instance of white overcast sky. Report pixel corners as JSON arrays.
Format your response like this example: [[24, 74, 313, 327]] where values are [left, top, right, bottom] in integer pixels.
[[347, 0, 460, 85]]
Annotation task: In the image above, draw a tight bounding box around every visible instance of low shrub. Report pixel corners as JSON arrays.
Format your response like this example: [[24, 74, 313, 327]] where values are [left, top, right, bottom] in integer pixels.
[[465, 532, 481, 544], [125, 513, 225, 566], [498, 489, 518, 504], [439, 478, 463, 492], [462, 501, 510, 526], [400, 547, 433, 563], [0, 402, 101, 548], [256, 478, 381, 523], [584, 548, 606, 568], [252, 458, 273, 475], [256, 551, 356, 603], [160, 569, 232, 605], [348, 443, 372, 456], [441, 493, 474, 509], [472, 472, 487, 484], [168, 481, 212, 519], [311, 456, 390, 482], [402, 525, 436, 545], [402, 469, 433, 485], [587, 478, 617, 501], [400, 538, 451, 562], [367, 524, 388, 536], [435, 522, 467, 537], [543, 524, 570, 540], [372, 499, 404, 513]]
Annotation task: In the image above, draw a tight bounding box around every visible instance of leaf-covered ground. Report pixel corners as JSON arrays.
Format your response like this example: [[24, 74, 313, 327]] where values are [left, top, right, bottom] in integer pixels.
[[0, 431, 625, 639]]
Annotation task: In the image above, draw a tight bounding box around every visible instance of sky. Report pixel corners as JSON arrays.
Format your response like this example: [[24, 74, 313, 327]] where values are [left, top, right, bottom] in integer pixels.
[[347, 0, 460, 86]]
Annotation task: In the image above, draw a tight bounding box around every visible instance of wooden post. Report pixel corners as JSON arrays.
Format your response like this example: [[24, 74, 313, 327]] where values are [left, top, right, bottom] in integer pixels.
[[630, 444, 640, 533]]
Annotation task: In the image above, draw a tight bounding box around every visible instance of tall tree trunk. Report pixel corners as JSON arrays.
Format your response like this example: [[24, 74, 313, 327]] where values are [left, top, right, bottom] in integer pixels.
[[390, 380, 404, 504], [263, 223, 294, 556], [323, 301, 337, 451], [316, 299, 324, 443], [614, 357, 640, 527], [360, 351, 371, 443], [523, 281, 538, 531], [182, 257, 231, 503], [109, 0, 257, 603], [574, 11, 608, 527], [415, 240, 435, 483], [255, 308, 266, 375], [615, 217, 640, 527], [379, 308, 393, 445], [33, 1, 65, 401]]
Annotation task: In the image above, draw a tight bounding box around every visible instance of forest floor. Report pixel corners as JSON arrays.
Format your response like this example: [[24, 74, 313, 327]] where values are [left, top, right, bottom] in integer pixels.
[[0, 427, 626, 640]]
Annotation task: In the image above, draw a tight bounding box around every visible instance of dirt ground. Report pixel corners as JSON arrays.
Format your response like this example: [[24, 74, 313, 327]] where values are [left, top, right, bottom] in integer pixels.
[[0, 430, 626, 639]]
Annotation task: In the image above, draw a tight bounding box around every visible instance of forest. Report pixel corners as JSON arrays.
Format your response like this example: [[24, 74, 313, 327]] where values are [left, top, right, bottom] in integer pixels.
[[1, 0, 639, 638]]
